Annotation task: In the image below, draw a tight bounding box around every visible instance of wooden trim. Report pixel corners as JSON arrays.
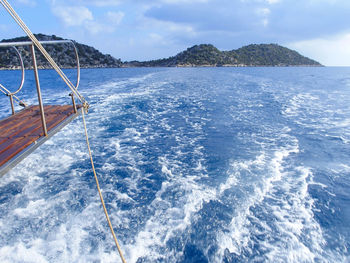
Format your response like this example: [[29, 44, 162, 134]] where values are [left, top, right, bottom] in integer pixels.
[[0, 105, 82, 176]]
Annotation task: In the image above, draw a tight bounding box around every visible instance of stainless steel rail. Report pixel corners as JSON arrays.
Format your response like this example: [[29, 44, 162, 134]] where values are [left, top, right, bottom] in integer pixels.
[[0, 40, 81, 136], [0, 45, 26, 114], [0, 40, 76, 47]]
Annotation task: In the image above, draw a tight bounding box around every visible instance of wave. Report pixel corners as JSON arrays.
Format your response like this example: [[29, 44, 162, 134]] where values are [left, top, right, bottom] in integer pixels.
[[1, 68, 350, 262]]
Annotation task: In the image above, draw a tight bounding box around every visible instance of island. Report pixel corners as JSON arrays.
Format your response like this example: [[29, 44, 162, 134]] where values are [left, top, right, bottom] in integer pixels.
[[0, 34, 122, 69], [0, 34, 322, 69]]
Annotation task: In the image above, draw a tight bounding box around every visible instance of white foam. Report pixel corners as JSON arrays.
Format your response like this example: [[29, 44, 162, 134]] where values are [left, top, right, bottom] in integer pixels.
[[127, 178, 217, 262], [2, 68, 349, 262], [13, 199, 47, 217], [0, 242, 48, 263], [215, 143, 329, 262], [126, 151, 215, 262]]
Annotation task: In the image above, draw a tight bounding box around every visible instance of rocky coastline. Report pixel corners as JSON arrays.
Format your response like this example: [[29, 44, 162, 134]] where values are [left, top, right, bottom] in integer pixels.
[[0, 34, 322, 70]]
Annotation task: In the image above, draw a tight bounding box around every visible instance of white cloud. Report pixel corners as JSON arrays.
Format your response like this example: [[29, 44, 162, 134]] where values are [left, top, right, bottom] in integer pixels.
[[288, 32, 350, 66], [50, 2, 124, 35], [106, 11, 124, 25], [85, 11, 124, 34], [52, 6, 93, 26]]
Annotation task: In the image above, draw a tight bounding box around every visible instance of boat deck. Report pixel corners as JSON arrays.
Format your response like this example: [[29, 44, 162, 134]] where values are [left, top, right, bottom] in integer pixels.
[[0, 105, 82, 176]]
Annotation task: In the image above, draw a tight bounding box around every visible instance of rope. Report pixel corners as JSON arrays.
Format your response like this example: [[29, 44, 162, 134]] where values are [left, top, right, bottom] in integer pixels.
[[0, 0, 87, 108], [81, 109, 127, 263]]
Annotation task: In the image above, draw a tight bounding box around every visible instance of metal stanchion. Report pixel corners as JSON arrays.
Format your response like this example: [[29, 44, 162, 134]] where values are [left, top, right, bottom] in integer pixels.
[[31, 44, 48, 136]]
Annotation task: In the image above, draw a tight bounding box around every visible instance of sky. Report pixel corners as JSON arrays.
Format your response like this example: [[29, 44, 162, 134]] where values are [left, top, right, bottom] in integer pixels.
[[0, 0, 350, 66]]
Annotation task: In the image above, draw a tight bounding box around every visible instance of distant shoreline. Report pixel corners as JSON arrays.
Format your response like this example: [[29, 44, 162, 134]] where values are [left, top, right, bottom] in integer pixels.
[[0, 64, 324, 71], [1, 35, 322, 70]]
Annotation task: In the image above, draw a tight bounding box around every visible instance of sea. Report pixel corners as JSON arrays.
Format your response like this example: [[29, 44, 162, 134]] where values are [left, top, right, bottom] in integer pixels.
[[0, 67, 349, 263]]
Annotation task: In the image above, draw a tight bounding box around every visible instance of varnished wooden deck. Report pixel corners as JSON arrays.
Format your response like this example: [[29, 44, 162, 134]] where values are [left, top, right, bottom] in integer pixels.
[[0, 105, 81, 176]]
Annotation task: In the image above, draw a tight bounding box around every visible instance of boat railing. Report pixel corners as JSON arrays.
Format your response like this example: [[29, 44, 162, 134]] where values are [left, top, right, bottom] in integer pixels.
[[0, 40, 81, 136]]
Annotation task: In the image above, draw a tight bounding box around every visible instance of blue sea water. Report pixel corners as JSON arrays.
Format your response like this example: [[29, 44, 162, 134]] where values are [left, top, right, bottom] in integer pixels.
[[0, 67, 350, 262]]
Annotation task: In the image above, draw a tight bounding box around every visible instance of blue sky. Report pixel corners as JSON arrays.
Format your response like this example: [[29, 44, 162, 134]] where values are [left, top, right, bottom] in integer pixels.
[[1, 0, 350, 66]]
